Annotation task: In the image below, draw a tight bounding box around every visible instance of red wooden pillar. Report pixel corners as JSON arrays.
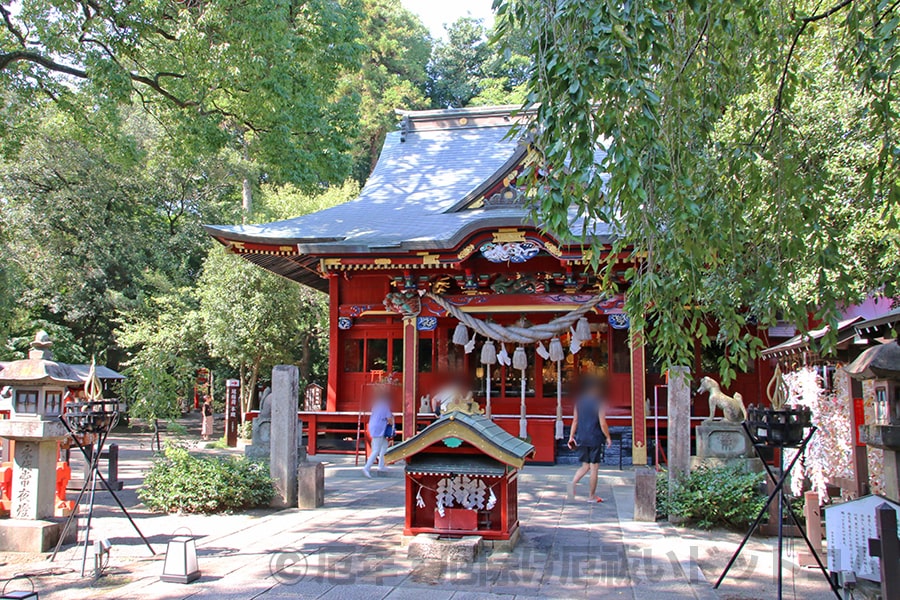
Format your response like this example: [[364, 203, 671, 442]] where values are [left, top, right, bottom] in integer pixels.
[[402, 316, 418, 439], [847, 372, 869, 497], [630, 328, 648, 465], [326, 274, 339, 412]]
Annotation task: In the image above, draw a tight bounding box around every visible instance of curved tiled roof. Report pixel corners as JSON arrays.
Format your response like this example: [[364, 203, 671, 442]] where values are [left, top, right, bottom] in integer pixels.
[[205, 106, 612, 290]]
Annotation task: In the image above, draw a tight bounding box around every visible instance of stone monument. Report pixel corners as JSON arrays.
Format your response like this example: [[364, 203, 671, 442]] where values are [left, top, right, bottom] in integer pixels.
[[267, 366, 322, 510], [0, 332, 77, 551], [244, 386, 272, 460], [270, 366, 299, 508], [691, 375, 759, 472]]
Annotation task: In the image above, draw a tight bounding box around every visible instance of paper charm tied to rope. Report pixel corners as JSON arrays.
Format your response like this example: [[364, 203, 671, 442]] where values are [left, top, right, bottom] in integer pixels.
[[432, 475, 497, 517]]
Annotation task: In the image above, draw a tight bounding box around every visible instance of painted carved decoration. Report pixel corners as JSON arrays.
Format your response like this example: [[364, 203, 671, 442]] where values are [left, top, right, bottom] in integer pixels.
[[337, 317, 353, 330], [479, 241, 540, 263], [482, 185, 525, 209], [383, 291, 421, 318], [416, 316, 438, 331], [608, 314, 630, 330], [490, 274, 546, 295]]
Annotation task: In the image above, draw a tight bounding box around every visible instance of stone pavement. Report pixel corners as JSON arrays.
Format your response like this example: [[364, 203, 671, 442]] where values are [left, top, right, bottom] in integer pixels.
[[0, 423, 836, 600]]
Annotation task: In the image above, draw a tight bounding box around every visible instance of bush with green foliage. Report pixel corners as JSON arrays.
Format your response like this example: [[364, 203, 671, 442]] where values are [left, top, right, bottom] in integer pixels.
[[139, 445, 273, 514], [657, 465, 765, 530], [238, 421, 253, 440]]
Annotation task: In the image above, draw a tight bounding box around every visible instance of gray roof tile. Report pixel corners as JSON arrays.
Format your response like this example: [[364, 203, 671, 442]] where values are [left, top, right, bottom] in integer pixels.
[[205, 107, 613, 254]]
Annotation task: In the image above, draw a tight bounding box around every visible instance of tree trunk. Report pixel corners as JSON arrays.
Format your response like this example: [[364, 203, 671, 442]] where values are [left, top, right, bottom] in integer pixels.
[[242, 359, 260, 417], [153, 418, 161, 453], [241, 137, 252, 220], [299, 333, 312, 384], [241, 177, 252, 220]]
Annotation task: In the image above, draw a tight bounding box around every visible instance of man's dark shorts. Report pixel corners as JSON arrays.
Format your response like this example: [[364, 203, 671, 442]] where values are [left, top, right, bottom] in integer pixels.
[[578, 445, 604, 464]]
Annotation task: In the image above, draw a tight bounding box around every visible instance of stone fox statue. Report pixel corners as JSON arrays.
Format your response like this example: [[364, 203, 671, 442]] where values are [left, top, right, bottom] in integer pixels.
[[697, 376, 747, 423]]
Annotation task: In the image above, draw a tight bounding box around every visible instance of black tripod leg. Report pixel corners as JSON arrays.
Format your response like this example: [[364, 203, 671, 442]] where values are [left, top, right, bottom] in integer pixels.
[[92, 469, 155, 555], [780, 490, 842, 599], [714, 481, 782, 588], [715, 425, 811, 588], [49, 434, 105, 562], [49, 471, 92, 562], [80, 466, 98, 577]]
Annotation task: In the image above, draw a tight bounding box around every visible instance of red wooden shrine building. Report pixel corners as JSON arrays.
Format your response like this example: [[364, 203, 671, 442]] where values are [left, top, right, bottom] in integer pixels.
[[206, 105, 776, 465]]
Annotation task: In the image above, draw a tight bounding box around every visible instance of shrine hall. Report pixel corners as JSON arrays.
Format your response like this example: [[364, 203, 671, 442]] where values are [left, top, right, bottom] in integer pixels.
[[206, 105, 775, 465]]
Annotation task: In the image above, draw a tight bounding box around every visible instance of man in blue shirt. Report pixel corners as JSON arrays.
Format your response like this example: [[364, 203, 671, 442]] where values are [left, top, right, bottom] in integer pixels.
[[567, 376, 612, 502]]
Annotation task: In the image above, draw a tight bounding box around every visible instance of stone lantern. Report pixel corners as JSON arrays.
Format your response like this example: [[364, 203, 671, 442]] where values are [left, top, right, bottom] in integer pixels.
[[0, 331, 77, 551], [847, 340, 900, 502]]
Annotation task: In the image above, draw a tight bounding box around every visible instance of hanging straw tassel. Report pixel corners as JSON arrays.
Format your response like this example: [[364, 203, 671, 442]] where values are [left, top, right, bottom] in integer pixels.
[[549, 337, 565, 362], [512, 346, 528, 371], [480, 340, 497, 365], [536, 341, 550, 360], [452, 322, 469, 345], [575, 317, 591, 342]]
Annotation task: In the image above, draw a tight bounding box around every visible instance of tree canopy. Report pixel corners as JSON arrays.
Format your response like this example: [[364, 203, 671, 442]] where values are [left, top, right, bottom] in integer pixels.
[[1, 0, 361, 189], [496, 0, 900, 376], [426, 16, 530, 109]]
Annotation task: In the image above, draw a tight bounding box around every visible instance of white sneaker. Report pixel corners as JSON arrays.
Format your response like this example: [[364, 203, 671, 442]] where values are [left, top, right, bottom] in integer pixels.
[[362, 467, 372, 479]]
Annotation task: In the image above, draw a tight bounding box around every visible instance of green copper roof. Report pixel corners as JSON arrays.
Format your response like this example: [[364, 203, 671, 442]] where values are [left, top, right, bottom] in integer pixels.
[[385, 411, 535, 468]]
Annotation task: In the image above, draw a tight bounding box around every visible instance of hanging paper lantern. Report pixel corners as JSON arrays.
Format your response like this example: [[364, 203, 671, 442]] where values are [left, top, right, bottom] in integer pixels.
[[549, 337, 565, 362], [452, 322, 469, 345], [481, 340, 497, 365], [536, 341, 550, 360], [498, 343, 511, 366], [575, 317, 591, 342], [512, 346, 528, 371]]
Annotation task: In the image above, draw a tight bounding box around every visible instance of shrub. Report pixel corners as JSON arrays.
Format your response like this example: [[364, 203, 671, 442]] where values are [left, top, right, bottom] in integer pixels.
[[139, 444, 274, 514], [238, 420, 253, 440], [657, 464, 765, 529]]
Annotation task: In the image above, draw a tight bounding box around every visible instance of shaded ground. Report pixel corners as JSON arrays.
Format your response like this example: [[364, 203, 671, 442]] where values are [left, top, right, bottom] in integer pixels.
[[0, 414, 835, 599]]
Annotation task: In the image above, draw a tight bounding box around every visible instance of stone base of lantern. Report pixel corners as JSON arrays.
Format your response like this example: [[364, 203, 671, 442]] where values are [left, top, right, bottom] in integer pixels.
[[0, 518, 76, 552], [405, 533, 483, 562]]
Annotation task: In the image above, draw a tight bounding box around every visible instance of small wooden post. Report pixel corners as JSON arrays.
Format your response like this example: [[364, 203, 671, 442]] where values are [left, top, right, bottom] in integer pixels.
[[401, 317, 418, 440], [868, 502, 900, 600], [667, 366, 691, 511], [798, 491, 823, 566], [634, 467, 657, 522]]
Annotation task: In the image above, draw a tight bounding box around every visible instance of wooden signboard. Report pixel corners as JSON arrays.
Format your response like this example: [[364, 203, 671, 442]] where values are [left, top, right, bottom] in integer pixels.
[[225, 379, 240, 448]]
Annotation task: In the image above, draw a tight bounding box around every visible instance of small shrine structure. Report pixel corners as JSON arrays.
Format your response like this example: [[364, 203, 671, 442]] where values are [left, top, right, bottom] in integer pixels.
[[384, 398, 533, 542]]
